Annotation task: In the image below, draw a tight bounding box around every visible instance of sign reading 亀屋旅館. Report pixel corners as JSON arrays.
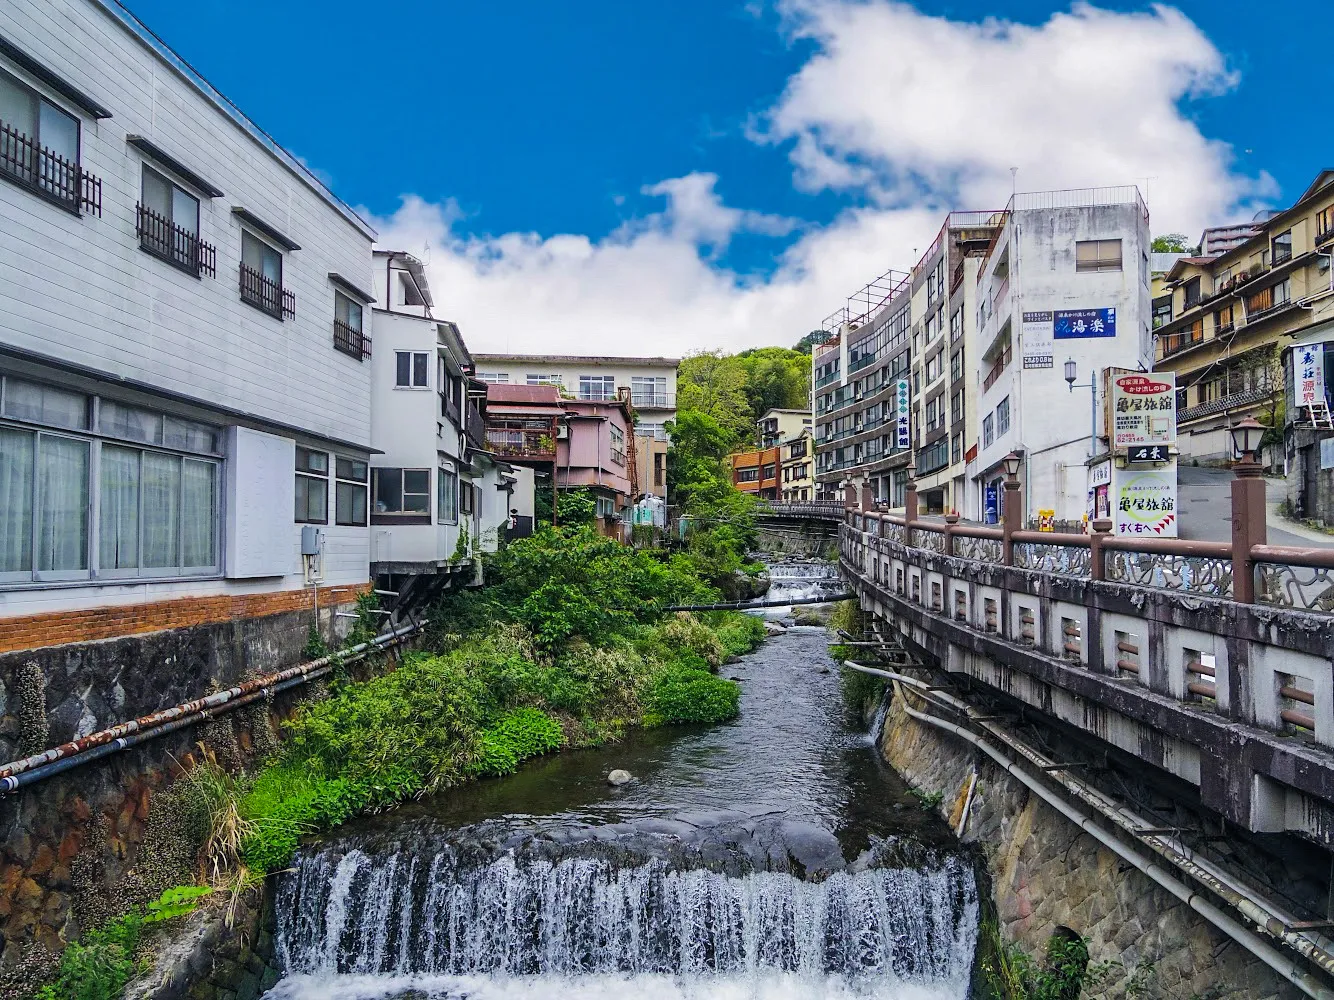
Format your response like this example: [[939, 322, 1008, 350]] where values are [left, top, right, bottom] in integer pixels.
[[1053, 308, 1116, 340], [1115, 470, 1177, 537]]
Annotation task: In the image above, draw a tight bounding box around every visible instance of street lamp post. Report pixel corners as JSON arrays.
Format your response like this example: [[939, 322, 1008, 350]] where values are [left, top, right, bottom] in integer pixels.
[[1228, 416, 1267, 604], [1001, 451, 1022, 566], [1064, 359, 1099, 459]]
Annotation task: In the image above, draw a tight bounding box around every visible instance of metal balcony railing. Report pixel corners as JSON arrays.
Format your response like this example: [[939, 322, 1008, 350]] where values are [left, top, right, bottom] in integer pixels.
[[0, 120, 102, 216], [136, 203, 217, 277], [630, 393, 675, 409], [982, 347, 1012, 392], [333, 318, 371, 360], [485, 427, 556, 458], [240, 263, 295, 320]]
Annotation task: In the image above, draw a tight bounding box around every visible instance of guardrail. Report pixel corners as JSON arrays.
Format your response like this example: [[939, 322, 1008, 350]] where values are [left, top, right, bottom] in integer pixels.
[[757, 501, 848, 521]]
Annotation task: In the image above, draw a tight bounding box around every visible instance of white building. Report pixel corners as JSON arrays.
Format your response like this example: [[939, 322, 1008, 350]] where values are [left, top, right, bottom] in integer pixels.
[[368, 252, 520, 580], [0, 0, 379, 622], [969, 188, 1154, 526]]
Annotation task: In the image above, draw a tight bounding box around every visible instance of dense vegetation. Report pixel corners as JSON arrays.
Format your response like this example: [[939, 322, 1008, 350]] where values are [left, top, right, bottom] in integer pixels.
[[675, 347, 812, 446]]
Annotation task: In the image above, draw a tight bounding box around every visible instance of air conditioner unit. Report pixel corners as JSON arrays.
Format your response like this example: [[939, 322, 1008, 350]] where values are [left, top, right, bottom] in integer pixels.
[[555, 424, 570, 439]]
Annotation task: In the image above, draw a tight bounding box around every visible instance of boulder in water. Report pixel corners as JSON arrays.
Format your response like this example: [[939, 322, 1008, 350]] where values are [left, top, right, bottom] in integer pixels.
[[607, 769, 633, 786]]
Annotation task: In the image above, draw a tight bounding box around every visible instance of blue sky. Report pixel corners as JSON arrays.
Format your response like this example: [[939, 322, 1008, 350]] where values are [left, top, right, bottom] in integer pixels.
[[126, 0, 1334, 354]]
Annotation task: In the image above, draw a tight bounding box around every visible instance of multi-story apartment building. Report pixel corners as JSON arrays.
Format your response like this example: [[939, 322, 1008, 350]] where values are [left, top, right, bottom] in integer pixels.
[[368, 251, 519, 581], [1153, 171, 1334, 464], [780, 428, 815, 501], [970, 188, 1153, 525], [0, 0, 378, 634], [473, 353, 676, 499], [812, 269, 915, 504]]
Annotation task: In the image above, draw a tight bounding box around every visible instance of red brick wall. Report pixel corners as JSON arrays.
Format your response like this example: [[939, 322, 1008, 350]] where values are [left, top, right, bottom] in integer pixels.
[[0, 583, 370, 655]]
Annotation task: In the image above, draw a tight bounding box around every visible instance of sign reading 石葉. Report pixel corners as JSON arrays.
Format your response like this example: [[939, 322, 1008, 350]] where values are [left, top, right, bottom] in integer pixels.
[[1021, 311, 1054, 369], [895, 379, 911, 449], [1111, 372, 1176, 450], [1053, 308, 1116, 340], [1127, 445, 1171, 464], [1295, 343, 1326, 408]]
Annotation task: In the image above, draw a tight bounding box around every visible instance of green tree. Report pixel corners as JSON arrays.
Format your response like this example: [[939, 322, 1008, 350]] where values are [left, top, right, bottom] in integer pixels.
[[737, 346, 811, 419], [1151, 233, 1194, 253], [677, 351, 752, 444], [792, 330, 827, 355]]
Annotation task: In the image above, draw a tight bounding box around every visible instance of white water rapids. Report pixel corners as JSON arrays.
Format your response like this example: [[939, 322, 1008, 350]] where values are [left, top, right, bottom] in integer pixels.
[[270, 848, 977, 1000]]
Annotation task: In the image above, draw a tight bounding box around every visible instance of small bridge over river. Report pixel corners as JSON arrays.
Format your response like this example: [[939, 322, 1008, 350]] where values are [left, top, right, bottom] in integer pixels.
[[762, 473, 1334, 998]]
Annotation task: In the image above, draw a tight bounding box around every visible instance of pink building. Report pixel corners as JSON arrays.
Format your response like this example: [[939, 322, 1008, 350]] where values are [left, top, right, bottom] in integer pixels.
[[483, 385, 638, 522]]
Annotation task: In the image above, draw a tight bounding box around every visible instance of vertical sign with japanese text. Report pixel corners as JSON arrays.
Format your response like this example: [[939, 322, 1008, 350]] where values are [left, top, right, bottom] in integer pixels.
[[1111, 373, 1176, 451], [1296, 343, 1326, 409], [1021, 311, 1054, 369], [895, 379, 911, 449]]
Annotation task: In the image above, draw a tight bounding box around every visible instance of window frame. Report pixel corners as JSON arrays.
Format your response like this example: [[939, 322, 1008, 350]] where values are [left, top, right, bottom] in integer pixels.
[[372, 467, 432, 516], [1272, 229, 1293, 266], [395, 351, 430, 389], [437, 465, 458, 524], [1075, 239, 1123, 273], [334, 456, 369, 527], [0, 66, 82, 167], [294, 446, 329, 525], [578, 374, 616, 401], [996, 396, 1011, 435]]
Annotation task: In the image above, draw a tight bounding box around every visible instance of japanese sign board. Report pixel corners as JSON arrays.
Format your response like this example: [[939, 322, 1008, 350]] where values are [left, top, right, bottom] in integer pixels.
[[1111, 372, 1176, 451], [1126, 444, 1171, 464], [1088, 460, 1112, 488], [1021, 311, 1054, 369], [895, 379, 911, 449], [1115, 470, 1177, 538], [1295, 343, 1326, 408], [1054, 308, 1116, 340]]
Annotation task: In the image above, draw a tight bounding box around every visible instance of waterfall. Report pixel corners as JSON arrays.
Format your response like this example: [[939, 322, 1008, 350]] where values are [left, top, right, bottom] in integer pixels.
[[765, 561, 845, 606], [868, 691, 892, 747], [273, 848, 977, 996]]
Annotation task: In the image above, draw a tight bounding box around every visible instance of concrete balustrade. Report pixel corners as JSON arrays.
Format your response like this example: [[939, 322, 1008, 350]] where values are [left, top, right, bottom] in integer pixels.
[[839, 508, 1334, 846]]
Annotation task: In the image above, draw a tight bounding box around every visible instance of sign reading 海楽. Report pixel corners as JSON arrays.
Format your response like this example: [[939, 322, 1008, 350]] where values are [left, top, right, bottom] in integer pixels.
[[1053, 308, 1116, 340]]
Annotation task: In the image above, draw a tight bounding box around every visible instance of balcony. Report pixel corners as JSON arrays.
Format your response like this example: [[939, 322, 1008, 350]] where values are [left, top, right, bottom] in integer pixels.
[[1317, 226, 1334, 248], [1, 120, 102, 216], [137, 203, 216, 277], [1178, 387, 1272, 423], [631, 393, 675, 409], [240, 263, 295, 320], [815, 369, 842, 389], [485, 427, 556, 459], [1157, 324, 1205, 361], [981, 346, 1012, 392], [464, 404, 485, 451], [333, 319, 371, 361]]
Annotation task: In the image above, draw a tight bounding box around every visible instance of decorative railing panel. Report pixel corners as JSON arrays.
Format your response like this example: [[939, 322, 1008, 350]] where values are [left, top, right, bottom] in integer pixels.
[[1105, 550, 1233, 599], [955, 534, 1003, 563], [1256, 564, 1334, 613], [1014, 542, 1091, 577], [917, 529, 946, 554]]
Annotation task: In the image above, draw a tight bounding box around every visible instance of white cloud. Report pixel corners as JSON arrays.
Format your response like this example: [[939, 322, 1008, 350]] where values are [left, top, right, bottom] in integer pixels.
[[373, 2, 1273, 358]]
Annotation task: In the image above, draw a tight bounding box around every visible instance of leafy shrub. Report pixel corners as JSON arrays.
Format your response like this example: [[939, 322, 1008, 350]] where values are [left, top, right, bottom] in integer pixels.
[[644, 667, 740, 726], [840, 667, 885, 723], [37, 887, 210, 1000], [474, 708, 564, 776], [660, 613, 725, 669], [239, 765, 370, 875], [708, 612, 767, 659]]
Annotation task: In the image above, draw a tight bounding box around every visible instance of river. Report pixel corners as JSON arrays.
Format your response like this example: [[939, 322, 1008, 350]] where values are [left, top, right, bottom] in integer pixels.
[[262, 563, 979, 1000]]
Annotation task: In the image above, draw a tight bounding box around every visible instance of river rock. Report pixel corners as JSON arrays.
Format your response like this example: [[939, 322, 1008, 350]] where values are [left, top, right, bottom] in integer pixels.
[[607, 769, 632, 786]]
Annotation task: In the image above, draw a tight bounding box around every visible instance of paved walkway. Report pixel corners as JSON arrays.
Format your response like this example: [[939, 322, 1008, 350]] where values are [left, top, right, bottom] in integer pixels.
[[1177, 465, 1334, 548]]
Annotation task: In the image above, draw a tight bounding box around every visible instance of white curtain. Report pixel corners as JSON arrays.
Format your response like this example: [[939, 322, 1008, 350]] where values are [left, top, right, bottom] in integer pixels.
[[36, 435, 88, 572], [142, 452, 180, 569], [99, 445, 140, 570], [0, 428, 34, 573], [181, 459, 215, 568]]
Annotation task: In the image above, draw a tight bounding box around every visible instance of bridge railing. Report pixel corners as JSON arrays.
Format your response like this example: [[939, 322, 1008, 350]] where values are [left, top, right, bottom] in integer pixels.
[[845, 509, 1334, 613], [758, 500, 848, 521]]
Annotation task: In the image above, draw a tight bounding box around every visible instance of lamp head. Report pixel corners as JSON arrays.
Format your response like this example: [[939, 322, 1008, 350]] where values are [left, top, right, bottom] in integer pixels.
[[1064, 358, 1077, 389], [1002, 451, 1022, 478], [1229, 416, 1264, 462]]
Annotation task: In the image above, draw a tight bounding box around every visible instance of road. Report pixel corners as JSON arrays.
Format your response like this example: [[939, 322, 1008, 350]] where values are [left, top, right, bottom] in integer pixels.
[[1177, 465, 1334, 548]]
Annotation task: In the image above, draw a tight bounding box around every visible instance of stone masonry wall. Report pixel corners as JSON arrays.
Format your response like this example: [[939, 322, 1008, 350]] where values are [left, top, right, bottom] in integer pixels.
[[0, 593, 375, 998], [877, 692, 1300, 1000]]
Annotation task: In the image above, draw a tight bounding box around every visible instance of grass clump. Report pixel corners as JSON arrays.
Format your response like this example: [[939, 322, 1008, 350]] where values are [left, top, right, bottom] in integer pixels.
[[474, 708, 565, 776], [644, 664, 741, 726]]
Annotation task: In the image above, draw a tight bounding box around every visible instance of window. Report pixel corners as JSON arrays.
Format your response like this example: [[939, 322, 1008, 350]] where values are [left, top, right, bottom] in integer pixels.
[[951, 433, 962, 465], [736, 468, 759, 483], [1245, 279, 1290, 317], [437, 467, 458, 523], [398, 273, 426, 307], [333, 292, 367, 360], [1183, 277, 1201, 309], [996, 396, 1011, 435], [0, 68, 95, 214], [596, 497, 616, 518], [949, 349, 963, 383], [631, 376, 668, 406], [526, 374, 563, 388], [1, 376, 219, 582], [335, 457, 368, 526], [240, 230, 291, 319], [395, 351, 429, 388], [373, 468, 431, 514], [951, 390, 964, 422], [579, 375, 616, 400], [1075, 239, 1122, 272], [477, 372, 510, 384], [138, 166, 211, 276], [1272, 229, 1292, 265], [295, 447, 328, 524], [459, 480, 474, 515], [982, 414, 994, 448], [950, 308, 963, 343], [762, 463, 776, 480], [610, 424, 626, 465], [926, 352, 942, 383], [1318, 207, 1334, 240], [1152, 297, 1173, 330], [925, 397, 940, 431]]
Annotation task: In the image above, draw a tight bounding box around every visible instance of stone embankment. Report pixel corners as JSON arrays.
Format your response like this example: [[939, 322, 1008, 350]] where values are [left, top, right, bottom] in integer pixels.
[[876, 692, 1296, 1000]]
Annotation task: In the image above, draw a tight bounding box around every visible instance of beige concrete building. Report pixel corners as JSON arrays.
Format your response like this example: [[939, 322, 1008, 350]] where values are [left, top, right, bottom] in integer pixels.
[[1153, 171, 1334, 463], [780, 427, 815, 500]]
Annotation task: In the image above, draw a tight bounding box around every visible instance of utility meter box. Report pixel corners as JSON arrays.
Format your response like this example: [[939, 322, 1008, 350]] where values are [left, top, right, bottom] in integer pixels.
[[300, 525, 322, 556]]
